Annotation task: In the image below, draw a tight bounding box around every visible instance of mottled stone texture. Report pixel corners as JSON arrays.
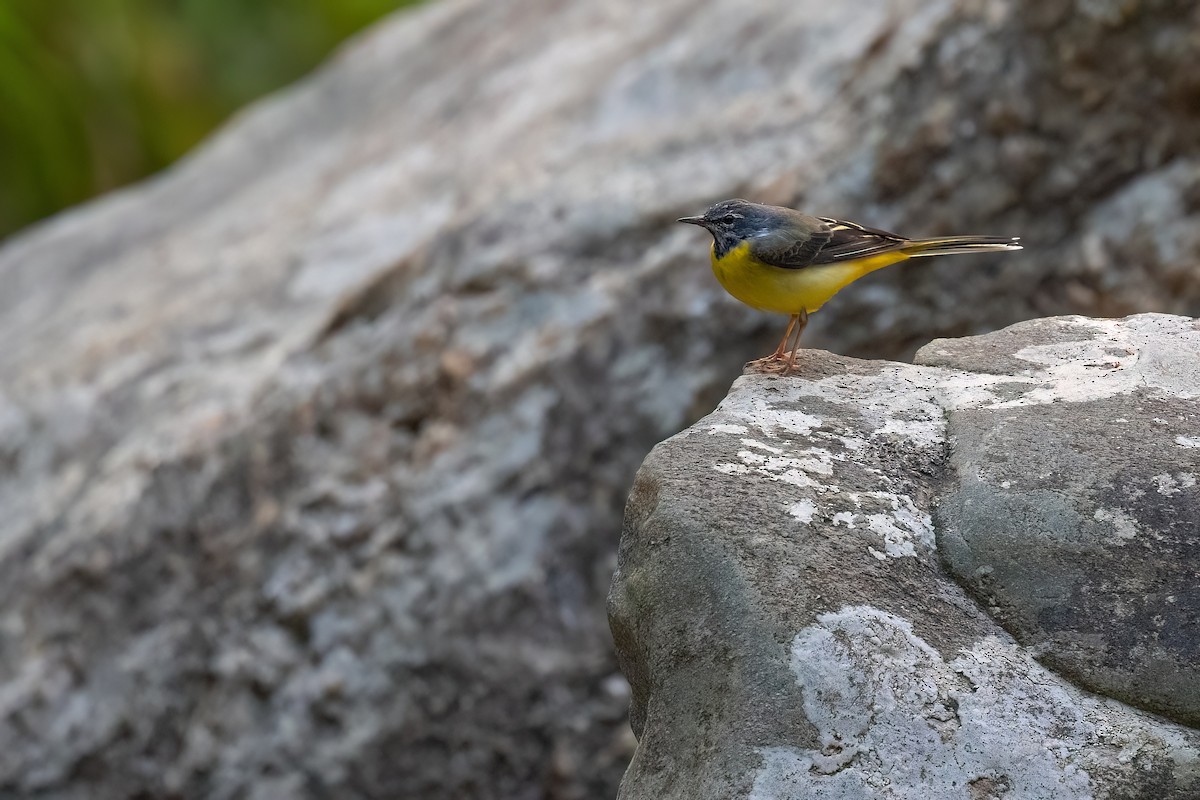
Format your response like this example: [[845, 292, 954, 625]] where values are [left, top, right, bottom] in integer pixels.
[[610, 315, 1200, 800], [2, 0, 1200, 796], [923, 316, 1200, 728]]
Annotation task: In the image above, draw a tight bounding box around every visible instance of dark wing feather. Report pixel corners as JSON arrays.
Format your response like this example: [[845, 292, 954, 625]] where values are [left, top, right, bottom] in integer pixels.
[[749, 218, 834, 269], [750, 214, 911, 270], [809, 217, 909, 265]]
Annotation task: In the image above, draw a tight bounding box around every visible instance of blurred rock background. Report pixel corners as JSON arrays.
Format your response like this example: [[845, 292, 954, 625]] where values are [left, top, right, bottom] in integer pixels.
[[0, 0, 419, 239], [0, 0, 1198, 799]]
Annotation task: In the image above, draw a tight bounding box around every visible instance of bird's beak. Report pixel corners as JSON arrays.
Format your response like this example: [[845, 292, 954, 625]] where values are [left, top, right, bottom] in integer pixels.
[[677, 215, 706, 226]]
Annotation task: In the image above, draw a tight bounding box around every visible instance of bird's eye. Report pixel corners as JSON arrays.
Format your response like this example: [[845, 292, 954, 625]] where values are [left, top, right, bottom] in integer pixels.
[[721, 214, 737, 223]]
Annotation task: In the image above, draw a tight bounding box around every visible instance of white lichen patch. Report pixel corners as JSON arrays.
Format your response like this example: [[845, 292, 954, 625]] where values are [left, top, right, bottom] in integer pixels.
[[750, 606, 1196, 800], [929, 315, 1200, 412], [831, 511, 856, 529], [712, 426, 934, 559], [712, 442, 848, 491], [790, 365, 949, 450], [715, 385, 824, 438], [707, 423, 749, 436], [710, 363, 951, 451], [1093, 507, 1141, 543], [871, 414, 941, 446], [866, 514, 920, 557], [741, 438, 784, 455], [709, 317, 1199, 469], [982, 315, 1200, 408], [828, 492, 934, 559], [1152, 472, 1197, 496], [787, 499, 817, 524]]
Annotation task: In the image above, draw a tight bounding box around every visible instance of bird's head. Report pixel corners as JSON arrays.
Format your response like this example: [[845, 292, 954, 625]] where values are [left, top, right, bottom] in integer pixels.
[[678, 199, 776, 256]]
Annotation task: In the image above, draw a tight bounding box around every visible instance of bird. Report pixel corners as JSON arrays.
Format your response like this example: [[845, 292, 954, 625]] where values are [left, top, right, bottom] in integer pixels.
[[678, 199, 1021, 372]]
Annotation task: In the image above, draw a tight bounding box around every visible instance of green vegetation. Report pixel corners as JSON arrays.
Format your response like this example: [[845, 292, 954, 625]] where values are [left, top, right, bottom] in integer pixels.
[[0, 0, 420, 240]]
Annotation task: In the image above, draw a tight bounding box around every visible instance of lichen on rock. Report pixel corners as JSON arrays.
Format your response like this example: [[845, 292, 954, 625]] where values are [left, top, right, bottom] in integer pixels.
[[610, 314, 1200, 800]]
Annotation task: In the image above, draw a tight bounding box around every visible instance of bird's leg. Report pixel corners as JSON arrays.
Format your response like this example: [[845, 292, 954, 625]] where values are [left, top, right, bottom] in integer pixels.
[[781, 309, 809, 375], [769, 315, 799, 360]]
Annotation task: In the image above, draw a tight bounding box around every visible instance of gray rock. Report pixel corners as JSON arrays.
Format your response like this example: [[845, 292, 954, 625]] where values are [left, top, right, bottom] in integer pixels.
[[922, 314, 1200, 727], [610, 314, 1200, 800], [2, 0, 1200, 796]]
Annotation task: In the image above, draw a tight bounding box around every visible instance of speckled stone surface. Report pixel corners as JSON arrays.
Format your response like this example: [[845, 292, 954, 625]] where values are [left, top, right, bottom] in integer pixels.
[[921, 314, 1200, 729], [6, 0, 1200, 793], [609, 314, 1200, 800]]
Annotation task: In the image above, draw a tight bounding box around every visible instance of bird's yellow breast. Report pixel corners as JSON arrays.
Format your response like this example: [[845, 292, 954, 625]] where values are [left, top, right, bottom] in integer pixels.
[[710, 241, 909, 314]]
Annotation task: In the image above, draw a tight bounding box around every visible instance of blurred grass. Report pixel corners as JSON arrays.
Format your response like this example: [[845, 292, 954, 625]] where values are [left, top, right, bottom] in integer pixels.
[[0, 0, 420, 241]]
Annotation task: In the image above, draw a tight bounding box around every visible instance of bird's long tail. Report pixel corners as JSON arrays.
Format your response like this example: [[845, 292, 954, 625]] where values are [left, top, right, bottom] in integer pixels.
[[900, 235, 1022, 258]]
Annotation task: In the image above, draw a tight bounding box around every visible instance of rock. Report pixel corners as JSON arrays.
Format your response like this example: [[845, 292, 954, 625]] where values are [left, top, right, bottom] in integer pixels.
[[3, 0, 1200, 795], [921, 314, 1200, 728], [609, 314, 1200, 800]]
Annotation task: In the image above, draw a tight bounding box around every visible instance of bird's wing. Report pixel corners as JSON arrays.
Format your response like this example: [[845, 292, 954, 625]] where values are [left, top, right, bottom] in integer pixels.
[[752, 215, 909, 269], [749, 216, 834, 269], [753, 212, 912, 268], [809, 217, 908, 265]]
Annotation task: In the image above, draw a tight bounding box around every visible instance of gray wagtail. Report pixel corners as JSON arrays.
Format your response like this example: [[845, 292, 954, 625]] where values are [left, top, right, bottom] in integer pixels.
[[679, 199, 1021, 371]]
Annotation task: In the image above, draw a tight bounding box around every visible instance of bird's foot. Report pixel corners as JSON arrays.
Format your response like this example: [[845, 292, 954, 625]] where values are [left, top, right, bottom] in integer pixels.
[[748, 352, 800, 374]]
